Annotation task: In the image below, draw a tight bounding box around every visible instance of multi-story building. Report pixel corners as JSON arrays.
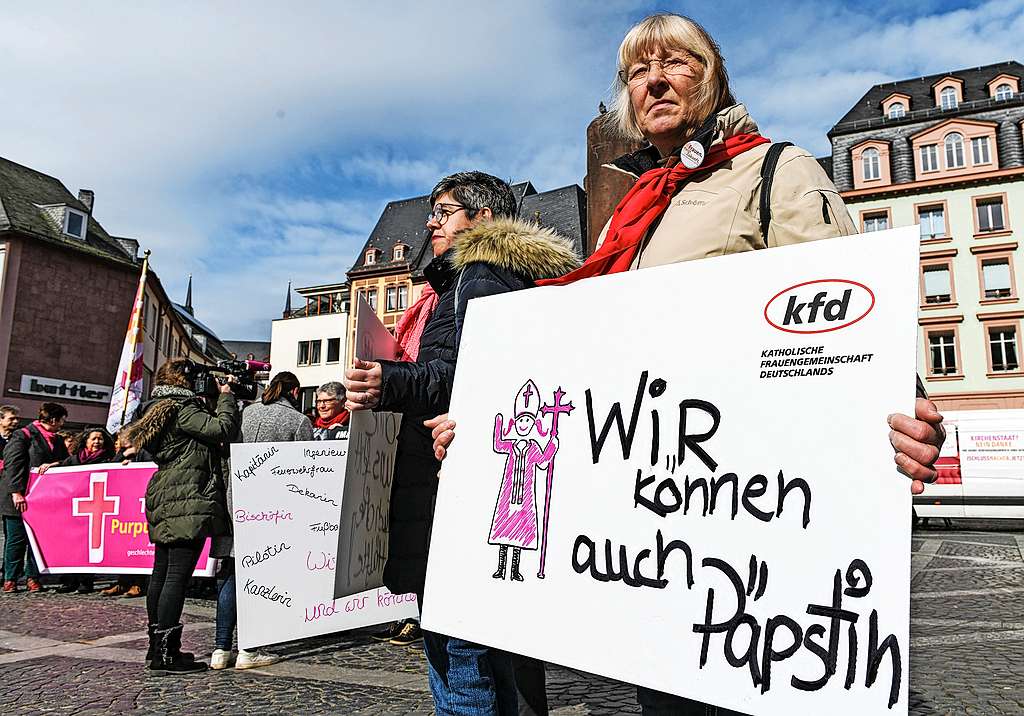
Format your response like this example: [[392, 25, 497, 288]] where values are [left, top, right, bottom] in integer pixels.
[[345, 182, 587, 365], [269, 281, 349, 411], [0, 156, 227, 426], [828, 61, 1024, 410]]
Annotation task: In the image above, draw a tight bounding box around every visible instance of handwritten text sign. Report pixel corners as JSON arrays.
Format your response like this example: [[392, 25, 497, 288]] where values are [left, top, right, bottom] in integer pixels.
[[423, 229, 919, 715], [334, 295, 404, 599], [231, 441, 417, 650], [23, 463, 215, 576]]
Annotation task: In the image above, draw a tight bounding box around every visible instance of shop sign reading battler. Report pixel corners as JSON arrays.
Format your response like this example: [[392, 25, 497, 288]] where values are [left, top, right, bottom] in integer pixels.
[[422, 227, 919, 715]]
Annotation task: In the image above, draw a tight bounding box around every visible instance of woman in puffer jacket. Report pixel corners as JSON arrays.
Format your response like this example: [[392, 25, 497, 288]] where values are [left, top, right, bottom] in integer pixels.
[[125, 358, 239, 674]]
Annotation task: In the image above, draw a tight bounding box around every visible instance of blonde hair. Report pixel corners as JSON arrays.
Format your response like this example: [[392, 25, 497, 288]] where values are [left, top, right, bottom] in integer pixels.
[[607, 13, 734, 143]]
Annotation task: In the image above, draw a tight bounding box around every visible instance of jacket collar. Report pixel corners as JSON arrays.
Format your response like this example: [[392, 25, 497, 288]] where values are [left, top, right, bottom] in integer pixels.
[[424, 251, 458, 294], [606, 103, 760, 179], [451, 217, 581, 280]]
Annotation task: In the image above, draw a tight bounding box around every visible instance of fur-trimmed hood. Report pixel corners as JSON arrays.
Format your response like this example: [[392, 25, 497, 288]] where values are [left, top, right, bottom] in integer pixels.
[[451, 217, 581, 281], [123, 386, 195, 451]]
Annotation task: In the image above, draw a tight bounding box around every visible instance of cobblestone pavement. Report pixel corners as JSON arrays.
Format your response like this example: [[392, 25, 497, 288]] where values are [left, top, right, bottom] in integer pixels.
[[0, 520, 1021, 715]]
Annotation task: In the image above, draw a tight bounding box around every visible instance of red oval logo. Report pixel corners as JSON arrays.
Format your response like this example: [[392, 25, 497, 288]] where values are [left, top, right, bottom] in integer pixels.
[[763, 279, 875, 334]]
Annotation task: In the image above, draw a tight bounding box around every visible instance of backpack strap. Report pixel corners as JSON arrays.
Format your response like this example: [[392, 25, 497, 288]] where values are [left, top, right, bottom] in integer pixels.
[[759, 141, 793, 244]]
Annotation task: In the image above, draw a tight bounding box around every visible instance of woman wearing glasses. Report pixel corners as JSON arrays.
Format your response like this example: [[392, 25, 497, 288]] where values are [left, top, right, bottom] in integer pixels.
[[312, 381, 350, 440]]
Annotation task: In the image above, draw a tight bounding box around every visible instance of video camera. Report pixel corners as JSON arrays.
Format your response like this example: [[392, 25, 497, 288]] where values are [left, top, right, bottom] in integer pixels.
[[185, 359, 270, 402]]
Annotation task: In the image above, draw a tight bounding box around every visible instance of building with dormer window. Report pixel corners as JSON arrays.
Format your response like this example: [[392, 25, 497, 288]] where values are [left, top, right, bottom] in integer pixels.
[[826, 60, 1024, 409]]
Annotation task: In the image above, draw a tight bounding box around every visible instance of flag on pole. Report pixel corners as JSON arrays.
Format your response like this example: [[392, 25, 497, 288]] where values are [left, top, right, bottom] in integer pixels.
[[106, 252, 150, 434]]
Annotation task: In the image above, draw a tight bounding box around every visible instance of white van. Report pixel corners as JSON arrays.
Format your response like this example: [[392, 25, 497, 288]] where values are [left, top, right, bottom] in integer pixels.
[[915, 409, 1024, 519]]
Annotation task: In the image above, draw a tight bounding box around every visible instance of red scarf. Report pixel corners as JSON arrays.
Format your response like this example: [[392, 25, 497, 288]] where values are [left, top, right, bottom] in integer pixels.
[[394, 285, 438, 361], [537, 133, 769, 286], [315, 410, 350, 430]]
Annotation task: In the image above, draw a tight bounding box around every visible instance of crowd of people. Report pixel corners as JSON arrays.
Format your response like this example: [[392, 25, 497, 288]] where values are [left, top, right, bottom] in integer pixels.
[[1, 11, 947, 715]]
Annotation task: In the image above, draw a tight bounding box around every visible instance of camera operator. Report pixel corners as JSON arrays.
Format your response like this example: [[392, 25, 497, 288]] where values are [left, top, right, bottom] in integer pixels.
[[124, 358, 239, 674]]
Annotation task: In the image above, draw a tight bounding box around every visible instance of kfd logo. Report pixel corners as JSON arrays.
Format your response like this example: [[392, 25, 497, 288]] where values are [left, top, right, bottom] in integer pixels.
[[764, 279, 875, 334]]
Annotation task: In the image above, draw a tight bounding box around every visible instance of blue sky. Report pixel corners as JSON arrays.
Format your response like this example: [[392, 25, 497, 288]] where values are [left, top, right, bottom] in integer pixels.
[[2, 0, 1022, 340]]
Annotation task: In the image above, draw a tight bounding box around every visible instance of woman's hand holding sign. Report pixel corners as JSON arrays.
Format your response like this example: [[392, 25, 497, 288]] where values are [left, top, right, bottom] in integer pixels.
[[889, 398, 944, 494]]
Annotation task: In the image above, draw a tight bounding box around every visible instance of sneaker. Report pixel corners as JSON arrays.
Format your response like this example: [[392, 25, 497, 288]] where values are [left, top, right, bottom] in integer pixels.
[[234, 649, 280, 670], [26, 578, 43, 593], [210, 648, 233, 670], [100, 583, 127, 596], [389, 621, 422, 647], [122, 585, 144, 598], [2, 581, 16, 593], [369, 621, 404, 642]]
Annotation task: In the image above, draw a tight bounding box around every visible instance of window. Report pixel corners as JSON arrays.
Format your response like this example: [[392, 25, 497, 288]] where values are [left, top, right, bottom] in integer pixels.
[[327, 337, 341, 363], [944, 133, 965, 168], [918, 205, 946, 238], [982, 258, 1012, 298], [977, 198, 1006, 233], [922, 265, 952, 304], [862, 148, 880, 180], [995, 83, 1014, 101], [386, 286, 399, 312], [863, 211, 889, 232], [309, 339, 321, 364], [365, 288, 377, 311], [64, 209, 86, 238], [297, 341, 310, 366], [393, 245, 405, 260], [297, 339, 322, 365], [365, 250, 376, 265], [398, 284, 408, 310], [920, 144, 939, 172], [888, 102, 905, 119], [928, 331, 958, 375], [971, 136, 991, 165], [940, 86, 958, 110], [990, 327, 1020, 372]]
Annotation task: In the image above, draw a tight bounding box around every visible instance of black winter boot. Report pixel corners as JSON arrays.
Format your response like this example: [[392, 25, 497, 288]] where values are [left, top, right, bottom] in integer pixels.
[[167, 623, 195, 662], [145, 624, 158, 665], [510, 548, 524, 582], [492, 546, 508, 579], [148, 625, 207, 674]]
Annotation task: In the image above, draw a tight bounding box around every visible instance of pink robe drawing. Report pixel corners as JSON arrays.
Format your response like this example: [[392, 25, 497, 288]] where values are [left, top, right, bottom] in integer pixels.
[[489, 415, 557, 549]]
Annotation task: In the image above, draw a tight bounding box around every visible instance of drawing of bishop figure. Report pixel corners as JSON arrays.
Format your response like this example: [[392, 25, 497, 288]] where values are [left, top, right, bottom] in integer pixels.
[[489, 379, 570, 581]]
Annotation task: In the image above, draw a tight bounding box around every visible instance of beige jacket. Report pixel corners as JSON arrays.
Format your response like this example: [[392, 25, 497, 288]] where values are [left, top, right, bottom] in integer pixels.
[[599, 104, 856, 269]]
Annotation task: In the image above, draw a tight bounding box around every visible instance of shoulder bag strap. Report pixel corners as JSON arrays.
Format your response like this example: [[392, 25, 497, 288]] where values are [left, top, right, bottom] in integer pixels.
[[759, 141, 794, 243]]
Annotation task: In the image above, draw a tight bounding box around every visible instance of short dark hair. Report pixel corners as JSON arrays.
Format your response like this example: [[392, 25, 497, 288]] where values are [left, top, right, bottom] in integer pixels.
[[430, 171, 517, 220], [38, 402, 68, 422]]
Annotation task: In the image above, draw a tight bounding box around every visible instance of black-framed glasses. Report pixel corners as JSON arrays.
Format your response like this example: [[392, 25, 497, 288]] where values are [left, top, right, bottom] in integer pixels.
[[427, 203, 468, 226], [315, 398, 338, 406], [618, 56, 693, 86]]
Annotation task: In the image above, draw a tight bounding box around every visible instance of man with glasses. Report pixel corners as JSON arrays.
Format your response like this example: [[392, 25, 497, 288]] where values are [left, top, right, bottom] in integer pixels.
[[312, 381, 349, 440]]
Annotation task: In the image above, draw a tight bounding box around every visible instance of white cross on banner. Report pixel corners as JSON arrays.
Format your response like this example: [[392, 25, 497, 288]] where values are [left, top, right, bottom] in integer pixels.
[[422, 228, 919, 715]]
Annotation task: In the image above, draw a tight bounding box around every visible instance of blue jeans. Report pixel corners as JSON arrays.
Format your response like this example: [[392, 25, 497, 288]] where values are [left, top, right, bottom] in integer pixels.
[[215, 558, 236, 650], [422, 630, 517, 715], [3, 516, 39, 582]]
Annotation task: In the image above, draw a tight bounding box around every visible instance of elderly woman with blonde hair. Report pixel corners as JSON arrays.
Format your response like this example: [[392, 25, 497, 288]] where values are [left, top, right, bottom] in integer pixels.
[[428, 12, 945, 716]]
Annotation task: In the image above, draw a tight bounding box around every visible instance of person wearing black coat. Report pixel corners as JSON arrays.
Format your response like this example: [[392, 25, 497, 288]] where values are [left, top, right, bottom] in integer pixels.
[[344, 172, 580, 716], [1, 402, 69, 592]]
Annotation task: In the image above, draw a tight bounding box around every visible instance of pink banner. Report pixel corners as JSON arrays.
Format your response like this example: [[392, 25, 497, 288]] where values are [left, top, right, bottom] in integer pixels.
[[22, 462, 216, 576]]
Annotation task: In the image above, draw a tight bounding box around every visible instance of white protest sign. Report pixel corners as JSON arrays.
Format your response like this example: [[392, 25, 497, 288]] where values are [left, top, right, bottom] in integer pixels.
[[423, 228, 918, 715], [232, 440, 416, 650], [334, 295, 405, 599]]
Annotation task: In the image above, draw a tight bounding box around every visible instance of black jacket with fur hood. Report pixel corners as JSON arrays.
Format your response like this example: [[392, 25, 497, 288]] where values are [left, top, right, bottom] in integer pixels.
[[376, 217, 580, 598]]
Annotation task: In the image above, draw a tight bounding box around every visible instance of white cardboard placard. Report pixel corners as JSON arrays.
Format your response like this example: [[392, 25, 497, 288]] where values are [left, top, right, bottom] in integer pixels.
[[423, 229, 918, 715], [232, 440, 416, 650]]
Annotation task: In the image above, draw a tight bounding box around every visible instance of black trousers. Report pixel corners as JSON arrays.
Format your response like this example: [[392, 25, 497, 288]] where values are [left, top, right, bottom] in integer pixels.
[[637, 687, 748, 715], [147, 538, 204, 629]]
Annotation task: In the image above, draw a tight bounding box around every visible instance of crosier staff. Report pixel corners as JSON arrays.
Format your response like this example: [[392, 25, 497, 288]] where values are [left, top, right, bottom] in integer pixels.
[[537, 387, 574, 579]]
